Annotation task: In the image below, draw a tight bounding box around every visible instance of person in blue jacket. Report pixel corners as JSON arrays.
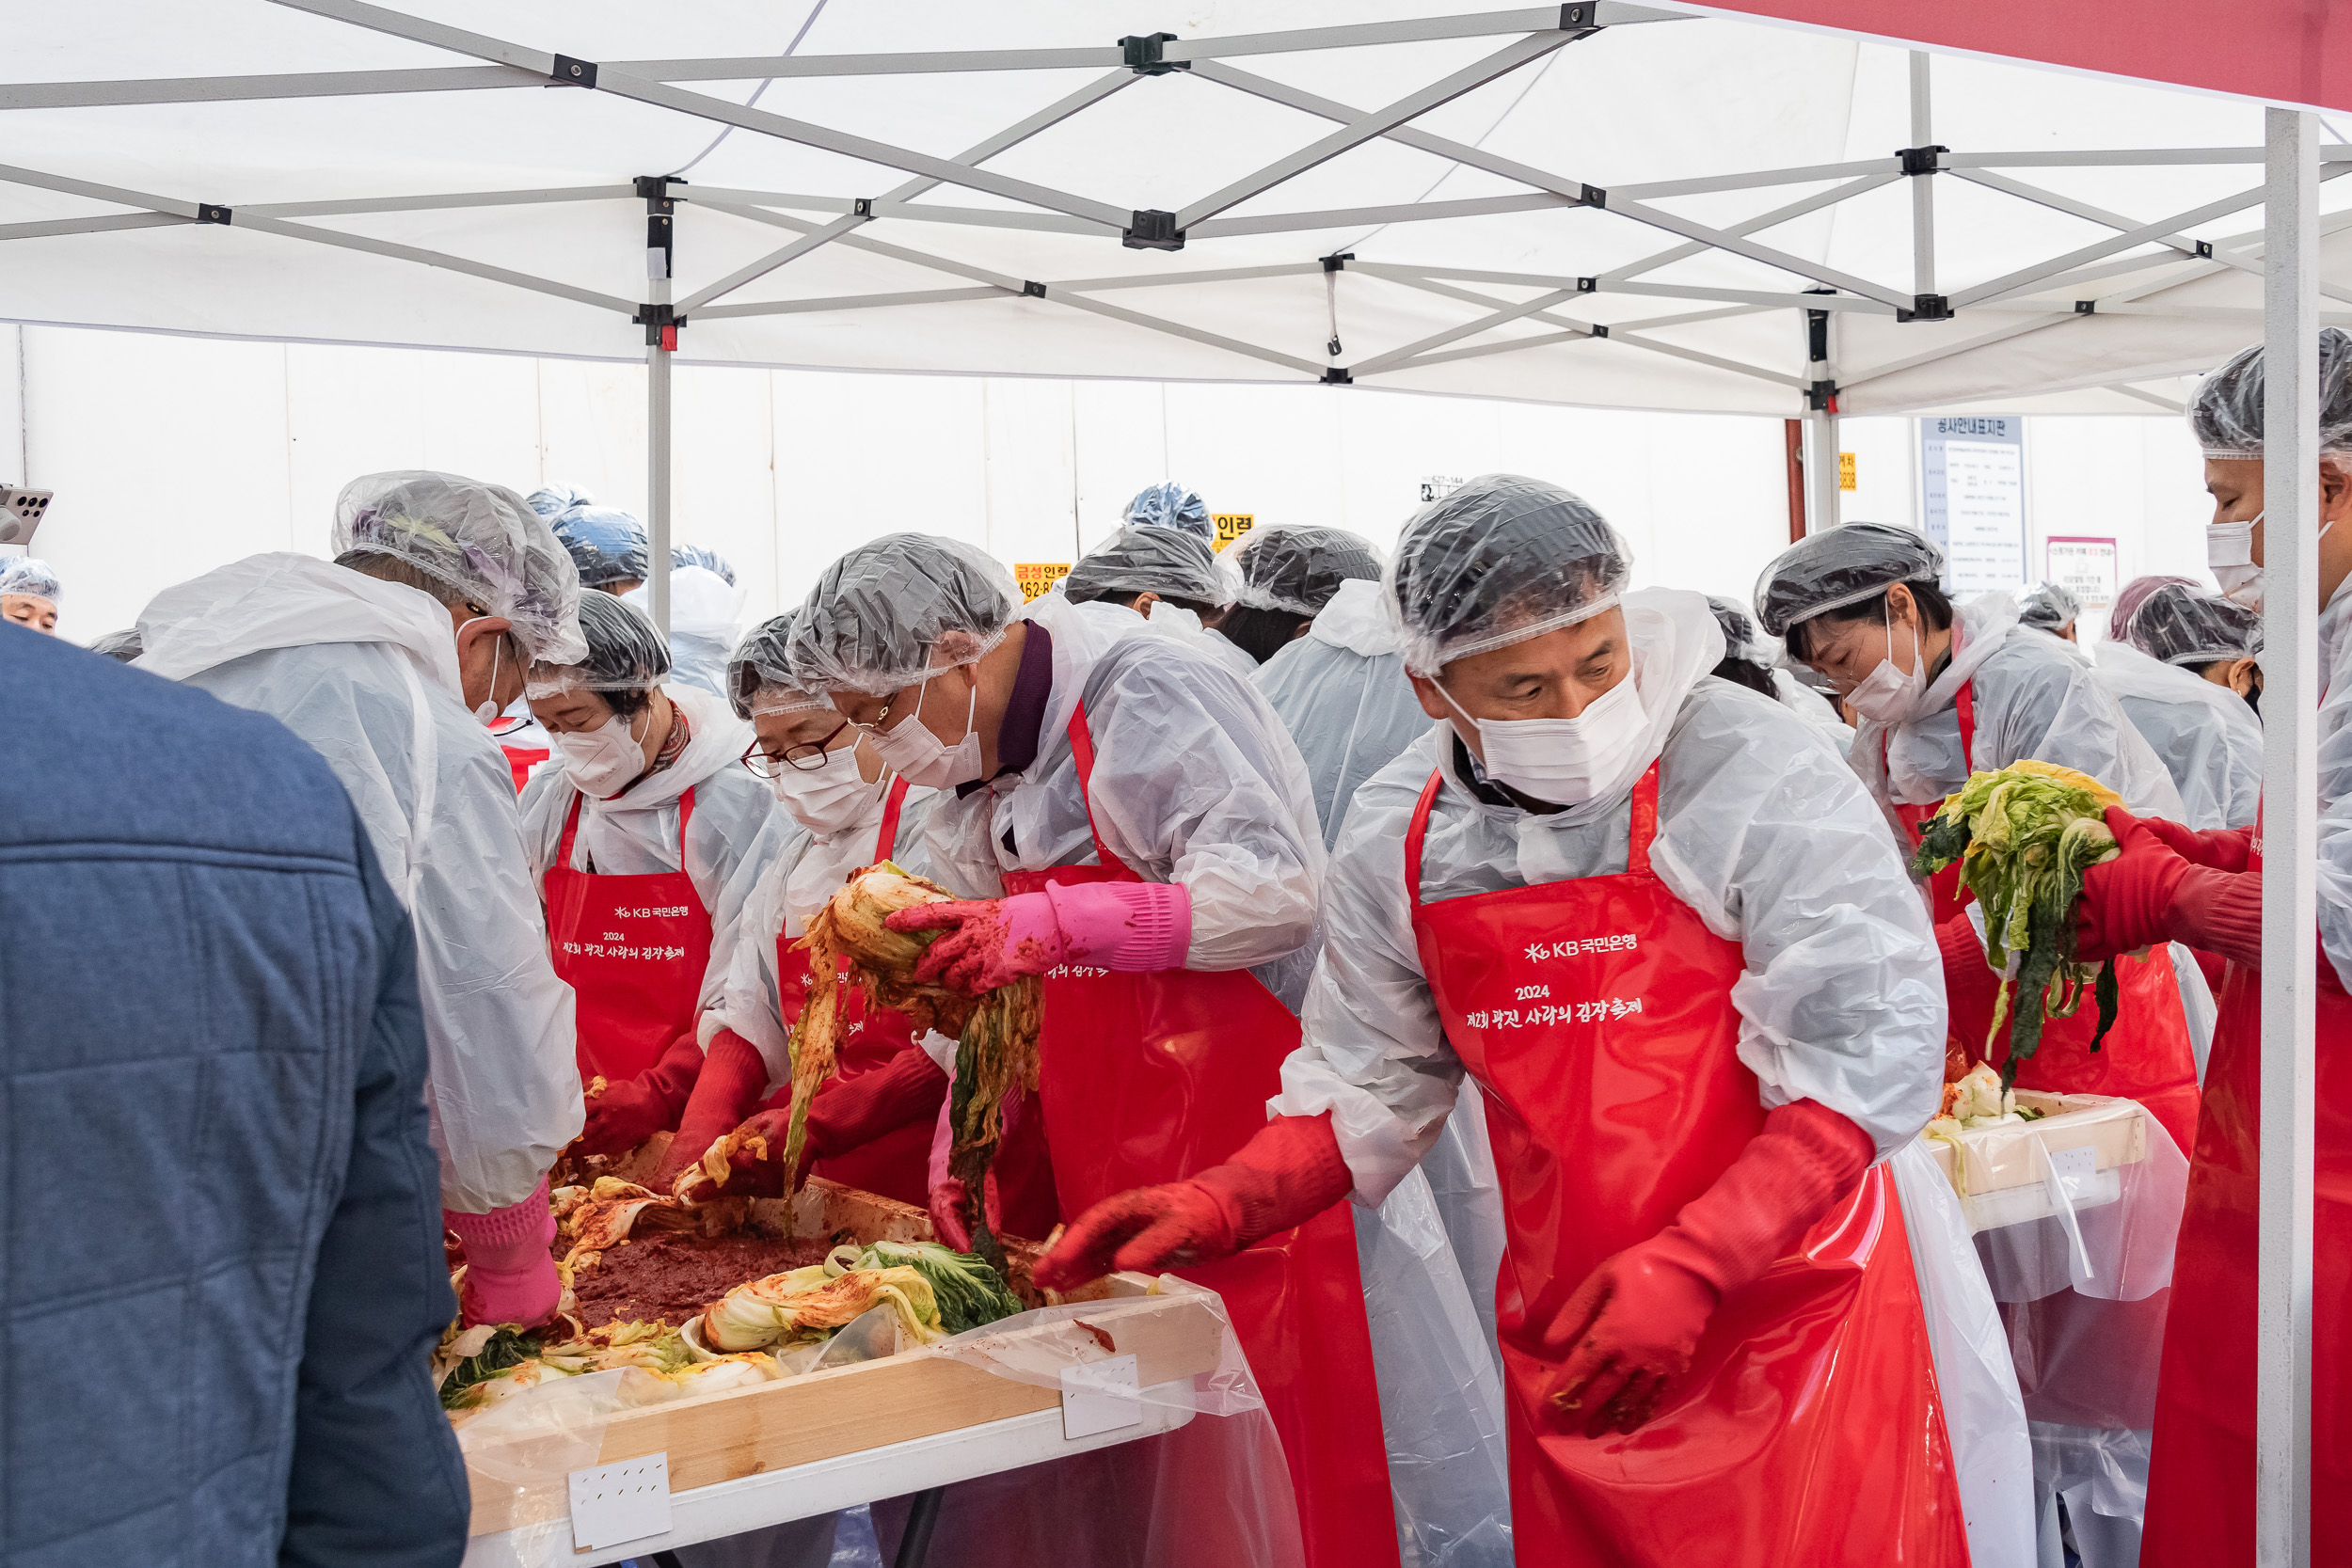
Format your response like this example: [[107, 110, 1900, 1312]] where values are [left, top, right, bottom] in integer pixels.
[[0, 624, 469, 1567]]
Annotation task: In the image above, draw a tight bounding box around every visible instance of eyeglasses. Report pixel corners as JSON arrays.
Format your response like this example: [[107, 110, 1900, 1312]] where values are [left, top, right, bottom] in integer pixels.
[[740, 720, 850, 778]]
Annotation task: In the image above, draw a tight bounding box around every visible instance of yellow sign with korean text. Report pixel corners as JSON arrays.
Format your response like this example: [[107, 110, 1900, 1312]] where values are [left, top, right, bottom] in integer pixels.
[[1014, 562, 1069, 603], [1837, 452, 1856, 491], [1213, 513, 1255, 551]]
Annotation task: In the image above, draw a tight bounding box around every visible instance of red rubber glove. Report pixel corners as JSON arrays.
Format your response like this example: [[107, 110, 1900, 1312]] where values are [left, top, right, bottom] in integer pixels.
[[706, 1047, 952, 1200], [2140, 816, 2256, 872], [649, 1030, 771, 1191], [447, 1180, 560, 1328], [2078, 808, 2267, 967], [1548, 1100, 1874, 1438], [1033, 1113, 1352, 1291], [573, 1030, 706, 1159], [885, 881, 1192, 995]]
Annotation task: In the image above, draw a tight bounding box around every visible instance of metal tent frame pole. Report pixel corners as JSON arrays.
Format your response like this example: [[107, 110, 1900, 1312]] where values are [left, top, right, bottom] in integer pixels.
[[644, 180, 675, 634], [2257, 102, 2319, 1568]]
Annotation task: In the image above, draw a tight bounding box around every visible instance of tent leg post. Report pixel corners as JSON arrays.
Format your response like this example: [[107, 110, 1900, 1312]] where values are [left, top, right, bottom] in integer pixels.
[[647, 332, 672, 635], [1803, 404, 1837, 533], [2256, 102, 2318, 1568]]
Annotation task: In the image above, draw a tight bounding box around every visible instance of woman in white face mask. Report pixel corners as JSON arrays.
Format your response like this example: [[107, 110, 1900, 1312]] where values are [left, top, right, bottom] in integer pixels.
[[516, 591, 787, 1187], [657, 610, 977, 1212]]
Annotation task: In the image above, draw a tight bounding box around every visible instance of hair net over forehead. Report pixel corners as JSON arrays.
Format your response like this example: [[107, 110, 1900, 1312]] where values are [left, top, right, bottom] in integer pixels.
[[2187, 326, 2352, 459], [2018, 580, 2081, 630], [674, 543, 737, 586], [1389, 473, 1632, 676], [528, 586, 670, 696], [332, 469, 587, 665], [1122, 481, 1212, 539], [0, 556, 60, 604], [550, 505, 651, 589], [2126, 582, 2263, 666], [1229, 525, 1383, 616], [525, 483, 592, 520], [1063, 525, 1232, 606], [2109, 574, 2197, 642], [727, 611, 830, 720], [1753, 521, 1946, 637], [787, 533, 1021, 696]]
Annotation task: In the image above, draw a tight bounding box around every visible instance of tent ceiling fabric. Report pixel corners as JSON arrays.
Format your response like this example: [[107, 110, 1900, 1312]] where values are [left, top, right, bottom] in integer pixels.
[[3, 0, 2347, 416]]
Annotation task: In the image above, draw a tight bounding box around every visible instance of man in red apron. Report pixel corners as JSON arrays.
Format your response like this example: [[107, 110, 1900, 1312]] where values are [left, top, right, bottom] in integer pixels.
[[2068, 328, 2352, 1565], [776, 533, 1400, 1568], [1037, 478, 1983, 1566], [518, 592, 782, 1187], [1756, 523, 2206, 1154]]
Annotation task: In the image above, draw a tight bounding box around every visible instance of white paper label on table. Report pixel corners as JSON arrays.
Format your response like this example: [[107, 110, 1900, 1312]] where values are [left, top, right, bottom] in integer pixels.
[[1061, 1353, 1144, 1441], [568, 1454, 673, 1553], [2047, 1143, 2097, 1196]]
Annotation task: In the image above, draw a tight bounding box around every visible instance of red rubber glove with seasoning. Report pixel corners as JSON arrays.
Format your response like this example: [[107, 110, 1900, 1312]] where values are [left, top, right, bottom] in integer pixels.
[[700, 1047, 951, 1199], [1546, 1100, 1873, 1438], [650, 1030, 771, 1190], [1033, 1113, 1352, 1291], [573, 1030, 706, 1159], [885, 880, 1191, 994], [448, 1179, 560, 1328]]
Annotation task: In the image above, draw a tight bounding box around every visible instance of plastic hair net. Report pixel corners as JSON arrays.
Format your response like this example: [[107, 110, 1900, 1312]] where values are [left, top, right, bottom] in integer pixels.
[[1706, 594, 1775, 665], [2186, 326, 2352, 459], [2125, 582, 2263, 666], [332, 470, 588, 666], [1063, 525, 1232, 607], [0, 556, 60, 604], [1753, 520, 1947, 637], [1122, 481, 1213, 539], [550, 505, 651, 590], [2018, 580, 2081, 630], [786, 533, 1020, 696], [1388, 473, 1631, 675], [524, 483, 592, 520], [1228, 525, 1383, 617], [89, 627, 141, 661], [2109, 574, 2197, 642], [527, 587, 670, 696], [726, 612, 831, 720], [673, 542, 737, 586]]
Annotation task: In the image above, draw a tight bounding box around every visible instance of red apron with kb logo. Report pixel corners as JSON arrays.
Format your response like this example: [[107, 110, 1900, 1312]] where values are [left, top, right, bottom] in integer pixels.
[[545, 786, 711, 1084], [1008, 706, 1401, 1568], [1406, 760, 1968, 1567], [1894, 681, 2203, 1152]]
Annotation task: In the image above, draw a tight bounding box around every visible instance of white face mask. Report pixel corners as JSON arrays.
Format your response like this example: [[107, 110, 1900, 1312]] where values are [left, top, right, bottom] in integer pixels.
[[1844, 606, 1928, 723], [867, 670, 986, 789], [771, 744, 881, 835], [2209, 512, 2263, 608], [551, 708, 650, 799], [457, 616, 505, 722], [1438, 670, 1648, 808]]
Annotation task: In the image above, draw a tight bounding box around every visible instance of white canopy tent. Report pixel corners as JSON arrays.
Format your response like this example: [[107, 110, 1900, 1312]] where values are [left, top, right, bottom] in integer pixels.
[[3, 1, 2340, 1552]]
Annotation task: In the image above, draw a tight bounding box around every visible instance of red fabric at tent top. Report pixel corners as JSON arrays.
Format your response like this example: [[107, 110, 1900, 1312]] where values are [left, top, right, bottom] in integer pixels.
[[1690, 0, 2352, 114]]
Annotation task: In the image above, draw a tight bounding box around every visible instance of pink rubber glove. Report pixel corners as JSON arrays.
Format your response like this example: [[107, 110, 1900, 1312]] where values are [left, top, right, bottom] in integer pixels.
[[1033, 1114, 1353, 1291], [446, 1179, 560, 1328], [1547, 1100, 1873, 1437], [927, 1085, 1023, 1250], [650, 1030, 772, 1191], [886, 880, 1192, 995]]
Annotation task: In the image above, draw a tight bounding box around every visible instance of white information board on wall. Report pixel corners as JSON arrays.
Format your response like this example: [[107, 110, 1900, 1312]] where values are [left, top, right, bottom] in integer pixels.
[[1921, 416, 2026, 594], [2045, 536, 2118, 611]]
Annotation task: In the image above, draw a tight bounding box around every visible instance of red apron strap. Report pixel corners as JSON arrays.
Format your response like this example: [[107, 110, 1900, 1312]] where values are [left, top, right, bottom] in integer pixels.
[[557, 789, 586, 869], [874, 775, 910, 863], [675, 784, 696, 860], [1954, 678, 1977, 770], [1063, 705, 1138, 879], [1404, 768, 1444, 907], [1627, 761, 1661, 876]]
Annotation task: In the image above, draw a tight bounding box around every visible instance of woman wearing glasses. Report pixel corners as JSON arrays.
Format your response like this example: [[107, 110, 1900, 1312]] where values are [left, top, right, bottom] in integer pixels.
[[517, 592, 787, 1180]]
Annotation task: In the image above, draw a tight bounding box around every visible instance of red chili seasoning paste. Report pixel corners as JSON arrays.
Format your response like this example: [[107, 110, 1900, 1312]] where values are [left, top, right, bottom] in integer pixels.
[[573, 1232, 836, 1327]]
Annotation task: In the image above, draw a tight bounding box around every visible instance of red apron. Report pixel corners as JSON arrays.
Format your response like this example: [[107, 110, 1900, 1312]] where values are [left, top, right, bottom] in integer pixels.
[[787, 779, 935, 1210], [489, 718, 548, 793], [1895, 681, 2203, 1151], [2140, 808, 2352, 1566], [1406, 762, 1969, 1568], [1013, 707, 1400, 1568], [545, 787, 711, 1084]]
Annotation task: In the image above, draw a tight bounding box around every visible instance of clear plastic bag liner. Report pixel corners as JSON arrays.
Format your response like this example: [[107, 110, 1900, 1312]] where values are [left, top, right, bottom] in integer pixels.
[[456, 1367, 628, 1568], [2028, 1421, 2151, 1525], [1888, 1141, 2040, 1568], [1352, 1166, 1514, 1568], [1967, 1110, 2189, 1304]]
